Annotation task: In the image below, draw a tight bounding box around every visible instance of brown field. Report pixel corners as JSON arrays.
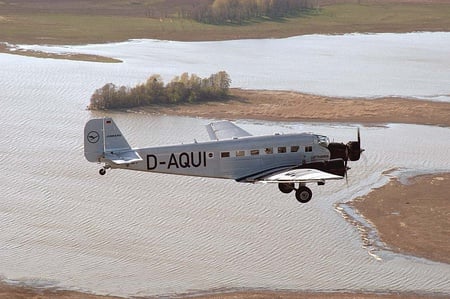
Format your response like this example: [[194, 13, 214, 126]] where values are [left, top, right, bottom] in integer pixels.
[[1, 0, 449, 44], [1, 0, 449, 60], [144, 88, 450, 127]]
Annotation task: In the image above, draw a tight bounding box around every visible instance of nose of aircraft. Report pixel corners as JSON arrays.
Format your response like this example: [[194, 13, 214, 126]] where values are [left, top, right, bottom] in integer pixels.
[[327, 128, 364, 162]]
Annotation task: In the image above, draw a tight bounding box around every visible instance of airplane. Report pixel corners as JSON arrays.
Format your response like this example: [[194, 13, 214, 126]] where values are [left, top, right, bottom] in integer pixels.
[[84, 118, 363, 204]]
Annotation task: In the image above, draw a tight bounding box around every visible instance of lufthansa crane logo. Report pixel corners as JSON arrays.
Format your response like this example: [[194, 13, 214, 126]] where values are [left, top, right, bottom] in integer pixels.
[[87, 131, 100, 144]]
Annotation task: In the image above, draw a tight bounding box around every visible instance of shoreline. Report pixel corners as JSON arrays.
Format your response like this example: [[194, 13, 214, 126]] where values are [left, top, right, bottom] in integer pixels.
[[350, 172, 450, 265], [0, 43, 122, 63], [1, 282, 449, 299], [1, 1, 449, 62], [136, 89, 450, 127]]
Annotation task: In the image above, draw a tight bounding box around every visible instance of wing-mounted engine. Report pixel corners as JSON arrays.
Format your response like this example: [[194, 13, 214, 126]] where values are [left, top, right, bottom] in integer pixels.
[[297, 159, 346, 177]]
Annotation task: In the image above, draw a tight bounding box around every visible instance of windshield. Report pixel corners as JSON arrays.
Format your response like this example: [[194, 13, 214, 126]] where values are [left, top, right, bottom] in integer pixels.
[[315, 135, 330, 147]]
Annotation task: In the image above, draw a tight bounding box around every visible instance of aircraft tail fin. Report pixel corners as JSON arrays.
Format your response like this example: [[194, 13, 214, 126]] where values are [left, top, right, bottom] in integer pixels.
[[84, 118, 132, 162]]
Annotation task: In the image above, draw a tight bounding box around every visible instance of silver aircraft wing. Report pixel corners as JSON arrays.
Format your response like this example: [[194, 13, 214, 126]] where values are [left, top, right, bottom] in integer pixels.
[[257, 168, 343, 183], [206, 121, 252, 140], [104, 150, 143, 165]]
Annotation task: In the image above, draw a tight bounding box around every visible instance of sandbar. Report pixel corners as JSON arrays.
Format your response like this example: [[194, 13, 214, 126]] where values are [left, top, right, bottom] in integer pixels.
[[1, 283, 448, 299], [142, 89, 450, 127], [351, 173, 450, 265]]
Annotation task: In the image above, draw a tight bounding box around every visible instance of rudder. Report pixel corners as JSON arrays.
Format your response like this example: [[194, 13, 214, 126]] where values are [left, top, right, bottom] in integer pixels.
[[84, 118, 105, 162], [84, 118, 131, 162]]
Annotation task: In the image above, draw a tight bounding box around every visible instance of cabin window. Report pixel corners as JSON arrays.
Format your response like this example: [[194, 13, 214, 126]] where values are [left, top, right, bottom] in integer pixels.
[[250, 149, 260, 156], [236, 150, 245, 157], [305, 146, 313, 152], [278, 146, 287, 153], [291, 146, 299, 152], [265, 147, 273, 154], [221, 152, 230, 158]]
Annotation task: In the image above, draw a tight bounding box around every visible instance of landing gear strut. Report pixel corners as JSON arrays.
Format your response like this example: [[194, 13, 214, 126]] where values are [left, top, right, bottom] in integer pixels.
[[278, 183, 313, 204]]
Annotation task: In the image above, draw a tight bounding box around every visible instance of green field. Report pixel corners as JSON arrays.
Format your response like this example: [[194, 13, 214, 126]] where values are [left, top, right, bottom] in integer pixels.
[[1, 1, 449, 62], [1, 2, 449, 45]]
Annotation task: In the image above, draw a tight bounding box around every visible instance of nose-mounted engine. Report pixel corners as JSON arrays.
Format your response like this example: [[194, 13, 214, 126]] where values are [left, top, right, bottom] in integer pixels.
[[327, 129, 363, 162]]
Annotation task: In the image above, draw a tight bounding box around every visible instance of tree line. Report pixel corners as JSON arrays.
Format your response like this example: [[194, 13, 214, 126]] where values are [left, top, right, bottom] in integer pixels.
[[190, 0, 317, 24], [88, 71, 231, 110]]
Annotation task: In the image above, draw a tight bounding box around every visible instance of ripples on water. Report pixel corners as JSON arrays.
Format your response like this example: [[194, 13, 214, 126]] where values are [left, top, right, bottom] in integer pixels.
[[18, 32, 450, 101], [1, 34, 450, 297]]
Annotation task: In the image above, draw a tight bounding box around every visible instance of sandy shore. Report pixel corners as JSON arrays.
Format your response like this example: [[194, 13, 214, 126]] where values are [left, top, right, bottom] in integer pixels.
[[1, 283, 448, 299], [143, 89, 450, 127], [1, 287, 448, 299], [0, 282, 122, 299], [351, 173, 450, 265]]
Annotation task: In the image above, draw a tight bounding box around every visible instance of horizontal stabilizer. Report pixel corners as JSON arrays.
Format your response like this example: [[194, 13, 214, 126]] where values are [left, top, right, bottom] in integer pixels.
[[206, 121, 252, 140], [104, 150, 143, 165]]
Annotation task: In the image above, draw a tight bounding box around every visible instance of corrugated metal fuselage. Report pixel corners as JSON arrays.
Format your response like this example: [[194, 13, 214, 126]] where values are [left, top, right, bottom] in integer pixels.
[[106, 133, 331, 181]]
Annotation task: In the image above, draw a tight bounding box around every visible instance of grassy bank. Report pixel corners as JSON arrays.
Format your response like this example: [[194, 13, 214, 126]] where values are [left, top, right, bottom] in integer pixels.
[[1, 2, 449, 45], [1, 1, 449, 62]]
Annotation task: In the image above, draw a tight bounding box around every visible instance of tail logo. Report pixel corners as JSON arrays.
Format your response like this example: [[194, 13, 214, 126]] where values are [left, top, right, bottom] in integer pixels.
[[87, 131, 100, 143]]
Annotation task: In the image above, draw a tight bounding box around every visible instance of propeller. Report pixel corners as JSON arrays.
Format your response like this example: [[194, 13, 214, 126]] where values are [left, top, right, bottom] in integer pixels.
[[344, 145, 349, 185], [346, 127, 363, 161], [327, 128, 364, 181]]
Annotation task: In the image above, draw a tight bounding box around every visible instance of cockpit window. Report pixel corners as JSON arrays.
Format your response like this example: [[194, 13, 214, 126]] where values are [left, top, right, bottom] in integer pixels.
[[316, 135, 330, 147]]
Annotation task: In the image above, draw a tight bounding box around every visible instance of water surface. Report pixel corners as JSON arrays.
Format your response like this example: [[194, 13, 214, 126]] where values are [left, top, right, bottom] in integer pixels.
[[20, 32, 450, 101]]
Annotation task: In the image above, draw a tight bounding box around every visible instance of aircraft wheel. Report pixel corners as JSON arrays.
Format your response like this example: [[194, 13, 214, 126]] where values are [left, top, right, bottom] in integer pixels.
[[99, 168, 106, 176], [278, 183, 295, 194], [295, 186, 312, 204]]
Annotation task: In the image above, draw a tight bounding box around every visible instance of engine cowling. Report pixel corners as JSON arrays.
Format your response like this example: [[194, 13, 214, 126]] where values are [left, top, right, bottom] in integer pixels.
[[347, 141, 361, 161], [327, 129, 363, 162], [298, 159, 346, 177]]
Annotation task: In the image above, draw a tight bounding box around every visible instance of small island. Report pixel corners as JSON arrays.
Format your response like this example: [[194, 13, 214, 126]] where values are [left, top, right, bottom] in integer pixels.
[[88, 71, 231, 110]]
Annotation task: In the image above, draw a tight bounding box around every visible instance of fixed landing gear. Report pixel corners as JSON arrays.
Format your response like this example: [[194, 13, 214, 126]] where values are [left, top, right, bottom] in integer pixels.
[[295, 186, 312, 204], [278, 183, 295, 193], [278, 183, 313, 204]]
